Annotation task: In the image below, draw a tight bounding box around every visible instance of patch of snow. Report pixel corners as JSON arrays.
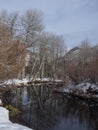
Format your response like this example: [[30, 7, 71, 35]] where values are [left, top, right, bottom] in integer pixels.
[[63, 88, 71, 93], [22, 78, 29, 85], [62, 82, 98, 96], [75, 83, 98, 93], [0, 77, 63, 87], [0, 107, 33, 130], [54, 79, 62, 82], [0, 99, 3, 106], [75, 83, 91, 93], [33, 78, 62, 82], [42, 78, 51, 81], [33, 78, 50, 81], [0, 107, 10, 123], [34, 78, 41, 81], [91, 84, 97, 90], [2, 78, 29, 86]]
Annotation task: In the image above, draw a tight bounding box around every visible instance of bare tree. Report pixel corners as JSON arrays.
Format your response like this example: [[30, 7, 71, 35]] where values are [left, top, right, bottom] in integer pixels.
[[0, 11, 26, 82], [0, 10, 19, 42], [80, 40, 92, 64], [37, 32, 66, 79], [20, 9, 44, 47]]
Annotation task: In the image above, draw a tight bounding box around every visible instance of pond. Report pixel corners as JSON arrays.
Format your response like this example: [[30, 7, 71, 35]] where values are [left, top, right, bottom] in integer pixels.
[[4, 85, 98, 130]]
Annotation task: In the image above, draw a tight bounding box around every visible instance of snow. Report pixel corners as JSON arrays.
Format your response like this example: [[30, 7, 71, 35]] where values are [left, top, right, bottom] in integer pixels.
[[0, 107, 33, 130], [0, 99, 3, 106], [0, 107, 10, 123], [42, 78, 51, 81], [63, 88, 71, 93], [2, 78, 29, 86], [75, 83, 98, 93], [62, 82, 98, 97], [0, 77, 63, 87], [54, 79, 62, 82], [32, 78, 62, 82], [33, 78, 51, 82], [75, 83, 91, 93], [0, 99, 2, 104]]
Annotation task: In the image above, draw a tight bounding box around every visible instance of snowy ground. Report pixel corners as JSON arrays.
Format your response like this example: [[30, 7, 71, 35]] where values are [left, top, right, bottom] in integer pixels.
[[63, 82, 98, 97], [0, 106, 33, 130], [0, 78, 63, 87], [3, 78, 29, 86]]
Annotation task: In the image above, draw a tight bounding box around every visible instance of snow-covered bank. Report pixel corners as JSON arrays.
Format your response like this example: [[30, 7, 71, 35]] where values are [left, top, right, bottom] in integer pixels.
[[54, 82, 98, 100], [63, 82, 98, 94], [0, 78, 63, 87], [4, 78, 29, 86], [0, 107, 33, 130]]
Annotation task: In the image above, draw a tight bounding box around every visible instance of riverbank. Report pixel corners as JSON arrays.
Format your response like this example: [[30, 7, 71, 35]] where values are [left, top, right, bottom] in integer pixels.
[[0, 78, 63, 87], [54, 82, 98, 104], [0, 106, 33, 130]]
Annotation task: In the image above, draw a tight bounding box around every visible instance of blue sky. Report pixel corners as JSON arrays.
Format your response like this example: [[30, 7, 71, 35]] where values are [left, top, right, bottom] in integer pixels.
[[0, 0, 98, 48]]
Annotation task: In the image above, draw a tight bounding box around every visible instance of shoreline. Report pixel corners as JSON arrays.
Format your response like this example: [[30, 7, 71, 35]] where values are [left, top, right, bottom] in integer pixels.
[[0, 106, 33, 130]]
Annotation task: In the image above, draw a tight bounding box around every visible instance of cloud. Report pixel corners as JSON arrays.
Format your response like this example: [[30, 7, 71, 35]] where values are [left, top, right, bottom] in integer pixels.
[[0, 0, 98, 47]]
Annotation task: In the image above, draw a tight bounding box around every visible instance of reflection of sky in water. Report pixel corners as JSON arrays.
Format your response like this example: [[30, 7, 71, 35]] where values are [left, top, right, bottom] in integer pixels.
[[22, 88, 28, 105], [22, 88, 32, 107]]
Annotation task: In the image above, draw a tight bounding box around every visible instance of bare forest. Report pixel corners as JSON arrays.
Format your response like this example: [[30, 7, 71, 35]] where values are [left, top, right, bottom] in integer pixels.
[[0, 9, 98, 85]]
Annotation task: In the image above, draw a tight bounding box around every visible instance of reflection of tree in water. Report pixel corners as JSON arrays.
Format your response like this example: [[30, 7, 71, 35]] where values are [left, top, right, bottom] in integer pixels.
[[9, 85, 98, 130], [88, 107, 98, 130], [49, 96, 98, 130], [2, 90, 15, 105]]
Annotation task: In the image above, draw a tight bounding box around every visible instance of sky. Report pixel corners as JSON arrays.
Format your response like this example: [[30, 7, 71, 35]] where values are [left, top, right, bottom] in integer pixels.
[[0, 0, 98, 48]]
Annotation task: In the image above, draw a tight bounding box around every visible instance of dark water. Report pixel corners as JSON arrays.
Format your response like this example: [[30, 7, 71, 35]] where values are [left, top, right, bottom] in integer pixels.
[[4, 85, 98, 130]]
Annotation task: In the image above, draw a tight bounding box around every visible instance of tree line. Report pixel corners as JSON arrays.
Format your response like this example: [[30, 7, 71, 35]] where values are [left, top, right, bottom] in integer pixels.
[[0, 9, 66, 82], [66, 40, 98, 84], [0, 9, 98, 85]]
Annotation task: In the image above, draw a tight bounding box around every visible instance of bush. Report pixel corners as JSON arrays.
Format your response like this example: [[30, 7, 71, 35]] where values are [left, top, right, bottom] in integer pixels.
[[6, 105, 20, 117]]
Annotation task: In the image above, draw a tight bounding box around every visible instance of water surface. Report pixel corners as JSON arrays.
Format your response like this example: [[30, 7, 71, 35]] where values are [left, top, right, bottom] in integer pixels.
[[6, 85, 98, 130]]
